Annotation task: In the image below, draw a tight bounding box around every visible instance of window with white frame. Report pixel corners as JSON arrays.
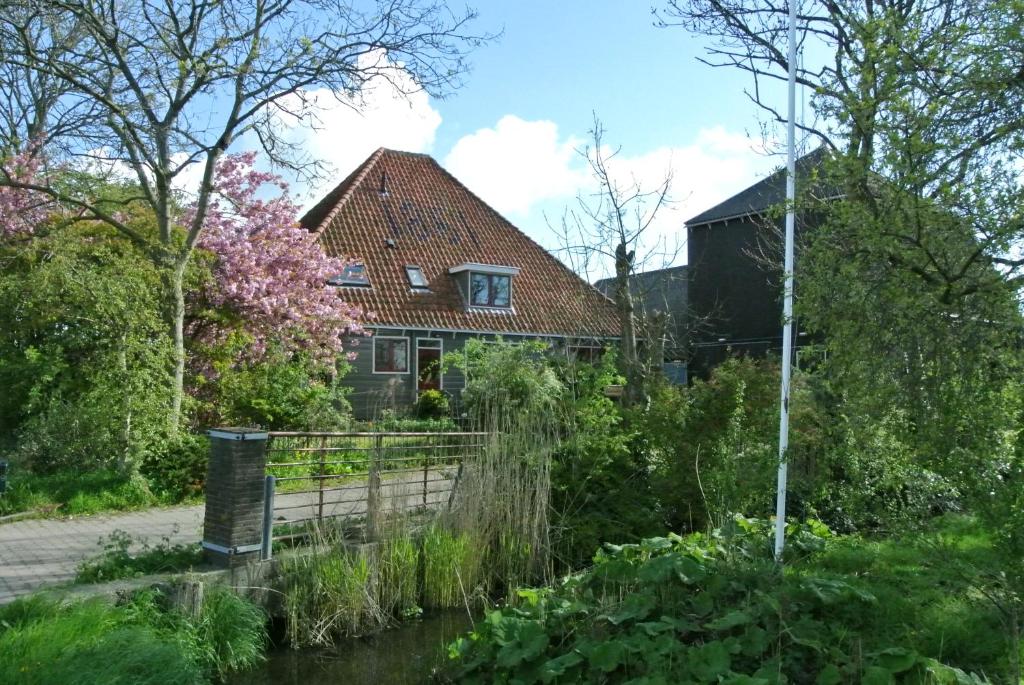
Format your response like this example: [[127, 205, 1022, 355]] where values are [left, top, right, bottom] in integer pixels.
[[405, 265, 429, 290], [373, 336, 409, 373]]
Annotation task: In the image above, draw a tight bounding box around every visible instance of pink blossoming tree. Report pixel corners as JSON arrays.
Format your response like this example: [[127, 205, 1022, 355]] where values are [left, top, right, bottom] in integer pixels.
[[188, 152, 365, 370]]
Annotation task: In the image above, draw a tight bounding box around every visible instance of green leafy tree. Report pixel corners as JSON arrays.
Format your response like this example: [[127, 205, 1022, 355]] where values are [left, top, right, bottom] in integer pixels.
[[0, 222, 171, 474]]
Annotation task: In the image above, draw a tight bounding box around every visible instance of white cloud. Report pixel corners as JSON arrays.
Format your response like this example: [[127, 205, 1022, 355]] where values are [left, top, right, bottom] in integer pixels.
[[443, 115, 587, 216], [266, 51, 443, 206], [440, 116, 779, 274]]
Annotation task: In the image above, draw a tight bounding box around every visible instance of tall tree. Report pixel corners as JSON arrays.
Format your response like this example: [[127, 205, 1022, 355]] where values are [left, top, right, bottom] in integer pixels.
[[657, 0, 1024, 299], [0, 0, 489, 430], [556, 118, 678, 408]]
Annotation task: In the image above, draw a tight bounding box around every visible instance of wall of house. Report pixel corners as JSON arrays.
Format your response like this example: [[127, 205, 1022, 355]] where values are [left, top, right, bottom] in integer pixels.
[[342, 329, 611, 420], [342, 328, 467, 420], [688, 215, 784, 377]]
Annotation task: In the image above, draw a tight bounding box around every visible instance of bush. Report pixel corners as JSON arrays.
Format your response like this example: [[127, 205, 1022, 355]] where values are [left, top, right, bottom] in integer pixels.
[[76, 529, 203, 584], [444, 518, 1000, 684], [140, 433, 209, 501], [199, 347, 352, 431], [549, 350, 661, 570], [415, 389, 450, 420]]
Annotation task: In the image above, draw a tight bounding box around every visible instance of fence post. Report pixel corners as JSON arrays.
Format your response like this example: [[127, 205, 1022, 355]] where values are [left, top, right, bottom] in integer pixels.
[[318, 436, 327, 521], [367, 434, 383, 540], [261, 475, 275, 561], [202, 428, 269, 568]]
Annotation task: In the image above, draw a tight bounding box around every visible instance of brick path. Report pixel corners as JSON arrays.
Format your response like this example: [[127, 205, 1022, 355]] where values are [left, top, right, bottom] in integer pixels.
[[0, 505, 204, 604], [0, 467, 457, 604]]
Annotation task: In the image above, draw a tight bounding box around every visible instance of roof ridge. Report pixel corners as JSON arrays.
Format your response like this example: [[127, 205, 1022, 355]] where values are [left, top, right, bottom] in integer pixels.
[[301, 147, 387, 234]]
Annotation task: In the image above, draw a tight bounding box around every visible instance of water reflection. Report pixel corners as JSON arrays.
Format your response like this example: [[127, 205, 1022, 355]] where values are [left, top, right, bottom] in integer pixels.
[[233, 610, 475, 685]]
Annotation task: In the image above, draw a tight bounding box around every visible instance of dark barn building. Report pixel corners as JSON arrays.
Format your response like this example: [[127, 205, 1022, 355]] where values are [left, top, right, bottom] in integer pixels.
[[686, 150, 827, 377]]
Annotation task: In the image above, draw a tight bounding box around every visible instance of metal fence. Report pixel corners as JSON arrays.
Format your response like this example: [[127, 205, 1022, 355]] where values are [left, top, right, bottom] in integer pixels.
[[261, 431, 486, 551]]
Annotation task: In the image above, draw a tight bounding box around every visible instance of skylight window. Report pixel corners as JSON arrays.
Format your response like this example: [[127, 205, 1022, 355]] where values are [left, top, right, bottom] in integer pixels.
[[328, 262, 370, 287], [405, 265, 429, 289]]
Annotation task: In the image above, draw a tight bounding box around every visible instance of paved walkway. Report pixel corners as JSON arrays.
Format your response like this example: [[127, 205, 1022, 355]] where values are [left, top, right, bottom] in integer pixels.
[[0, 505, 205, 604], [0, 467, 458, 604]]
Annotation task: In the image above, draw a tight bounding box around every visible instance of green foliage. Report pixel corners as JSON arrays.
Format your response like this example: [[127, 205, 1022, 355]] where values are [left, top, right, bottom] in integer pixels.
[[367, 410, 459, 432], [422, 525, 481, 609], [445, 517, 1003, 684], [640, 357, 965, 534], [196, 342, 352, 431], [550, 349, 661, 570], [139, 433, 209, 501], [377, 533, 421, 618], [75, 528, 203, 584], [0, 225, 172, 474], [445, 337, 564, 425], [279, 544, 382, 646], [415, 389, 451, 420], [0, 588, 265, 684]]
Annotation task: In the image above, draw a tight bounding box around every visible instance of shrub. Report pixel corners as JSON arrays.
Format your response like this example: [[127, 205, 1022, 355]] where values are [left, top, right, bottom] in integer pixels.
[[445, 519, 998, 684], [140, 433, 209, 501], [415, 389, 450, 420]]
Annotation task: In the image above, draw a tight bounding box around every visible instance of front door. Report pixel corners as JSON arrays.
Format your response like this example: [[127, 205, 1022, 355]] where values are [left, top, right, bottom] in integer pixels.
[[416, 339, 442, 392]]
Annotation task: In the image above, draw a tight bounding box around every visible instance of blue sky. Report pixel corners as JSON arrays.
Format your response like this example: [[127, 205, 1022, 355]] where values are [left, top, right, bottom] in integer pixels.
[[272, 1, 792, 276]]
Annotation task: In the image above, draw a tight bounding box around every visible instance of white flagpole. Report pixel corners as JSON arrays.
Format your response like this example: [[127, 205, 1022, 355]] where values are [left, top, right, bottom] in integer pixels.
[[774, 0, 798, 562]]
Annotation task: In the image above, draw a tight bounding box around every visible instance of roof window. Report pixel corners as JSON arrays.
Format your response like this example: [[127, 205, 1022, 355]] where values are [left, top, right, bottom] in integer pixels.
[[405, 265, 429, 290], [328, 262, 370, 287]]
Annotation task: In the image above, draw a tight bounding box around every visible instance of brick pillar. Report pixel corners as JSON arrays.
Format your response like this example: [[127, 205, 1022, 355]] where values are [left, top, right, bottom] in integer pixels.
[[202, 428, 269, 567]]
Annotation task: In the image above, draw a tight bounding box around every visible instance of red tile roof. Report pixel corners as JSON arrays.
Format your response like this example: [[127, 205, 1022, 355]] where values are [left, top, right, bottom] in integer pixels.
[[301, 148, 620, 338]]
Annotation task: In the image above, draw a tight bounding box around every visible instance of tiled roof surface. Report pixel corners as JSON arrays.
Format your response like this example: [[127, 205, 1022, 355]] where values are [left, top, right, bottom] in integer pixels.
[[686, 147, 833, 226], [300, 148, 620, 338]]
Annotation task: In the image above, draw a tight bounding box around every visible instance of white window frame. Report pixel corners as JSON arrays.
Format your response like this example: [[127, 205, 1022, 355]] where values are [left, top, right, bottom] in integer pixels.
[[405, 265, 429, 290], [372, 335, 410, 374], [415, 337, 444, 391]]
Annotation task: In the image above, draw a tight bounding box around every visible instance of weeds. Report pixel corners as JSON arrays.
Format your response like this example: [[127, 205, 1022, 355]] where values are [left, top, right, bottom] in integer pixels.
[[75, 528, 204, 584]]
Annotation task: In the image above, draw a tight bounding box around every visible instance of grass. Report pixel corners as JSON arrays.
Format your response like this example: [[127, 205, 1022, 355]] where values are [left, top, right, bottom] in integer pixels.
[[0, 468, 163, 518], [800, 514, 1015, 678], [422, 525, 481, 610], [0, 586, 266, 684]]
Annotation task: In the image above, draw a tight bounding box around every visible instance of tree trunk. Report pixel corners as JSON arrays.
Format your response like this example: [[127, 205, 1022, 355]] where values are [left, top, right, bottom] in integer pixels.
[[615, 242, 648, 408], [165, 261, 187, 435]]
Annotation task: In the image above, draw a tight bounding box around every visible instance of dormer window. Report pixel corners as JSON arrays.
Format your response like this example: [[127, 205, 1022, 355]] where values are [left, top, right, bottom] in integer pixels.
[[448, 263, 520, 310], [470, 272, 510, 307], [405, 265, 429, 290], [328, 262, 370, 288]]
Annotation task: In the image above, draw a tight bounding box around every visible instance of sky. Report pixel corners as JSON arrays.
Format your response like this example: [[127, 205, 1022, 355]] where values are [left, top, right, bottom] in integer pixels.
[[267, 1, 795, 278]]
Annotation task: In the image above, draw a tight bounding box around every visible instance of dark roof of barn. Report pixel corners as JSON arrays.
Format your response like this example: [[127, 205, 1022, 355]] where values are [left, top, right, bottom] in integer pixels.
[[300, 148, 620, 338], [685, 147, 833, 227]]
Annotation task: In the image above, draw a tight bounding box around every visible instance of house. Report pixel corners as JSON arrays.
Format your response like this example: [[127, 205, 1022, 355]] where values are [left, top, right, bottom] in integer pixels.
[[300, 148, 621, 418], [593, 265, 689, 384], [685, 148, 829, 378]]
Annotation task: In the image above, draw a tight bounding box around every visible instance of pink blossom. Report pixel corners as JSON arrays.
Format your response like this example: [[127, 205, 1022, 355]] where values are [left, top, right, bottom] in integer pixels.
[[188, 152, 366, 370], [0, 148, 54, 239]]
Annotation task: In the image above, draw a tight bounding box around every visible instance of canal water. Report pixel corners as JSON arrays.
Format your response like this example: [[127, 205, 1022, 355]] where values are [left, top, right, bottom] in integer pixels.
[[231, 610, 475, 685]]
